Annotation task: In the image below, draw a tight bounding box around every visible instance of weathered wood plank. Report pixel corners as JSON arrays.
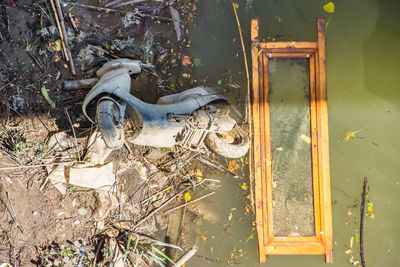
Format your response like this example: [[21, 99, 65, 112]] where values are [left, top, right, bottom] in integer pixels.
[[261, 54, 273, 245], [316, 17, 333, 263], [260, 41, 318, 49], [250, 18, 266, 264], [263, 52, 312, 58], [309, 53, 322, 240]]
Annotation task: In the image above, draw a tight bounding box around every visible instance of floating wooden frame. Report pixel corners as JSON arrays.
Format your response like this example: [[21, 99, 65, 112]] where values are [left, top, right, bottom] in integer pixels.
[[250, 18, 333, 263]]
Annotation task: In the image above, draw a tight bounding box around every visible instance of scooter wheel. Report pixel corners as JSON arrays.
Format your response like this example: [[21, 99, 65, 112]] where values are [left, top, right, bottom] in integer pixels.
[[97, 100, 125, 150], [205, 124, 249, 158]]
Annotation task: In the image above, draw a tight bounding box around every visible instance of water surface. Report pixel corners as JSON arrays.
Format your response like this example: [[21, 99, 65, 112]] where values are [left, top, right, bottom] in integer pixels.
[[184, 0, 400, 266]]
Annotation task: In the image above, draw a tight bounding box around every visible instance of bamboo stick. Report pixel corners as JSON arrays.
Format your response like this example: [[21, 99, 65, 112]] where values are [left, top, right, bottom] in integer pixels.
[[49, 0, 69, 62], [54, 0, 76, 75]]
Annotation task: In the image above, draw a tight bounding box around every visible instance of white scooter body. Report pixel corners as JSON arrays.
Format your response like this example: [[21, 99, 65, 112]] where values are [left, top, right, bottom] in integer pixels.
[[82, 59, 228, 148]]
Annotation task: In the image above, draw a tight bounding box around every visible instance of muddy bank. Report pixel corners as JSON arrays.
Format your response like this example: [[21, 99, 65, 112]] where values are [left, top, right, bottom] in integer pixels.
[[0, 0, 222, 266]]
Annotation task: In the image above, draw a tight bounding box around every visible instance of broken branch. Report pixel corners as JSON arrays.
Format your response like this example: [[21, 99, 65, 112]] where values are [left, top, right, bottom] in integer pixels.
[[360, 177, 368, 267], [133, 187, 190, 229]]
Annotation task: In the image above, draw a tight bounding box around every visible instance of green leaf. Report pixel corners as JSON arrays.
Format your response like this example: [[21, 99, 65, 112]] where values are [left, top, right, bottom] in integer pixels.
[[193, 58, 201, 67], [151, 240, 182, 250], [67, 6, 75, 13], [217, 80, 222, 85], [151, 246, 175, 264], [146, 250, 165, 266], [41, 86, 56, 109], [323, 2, 335, 13]]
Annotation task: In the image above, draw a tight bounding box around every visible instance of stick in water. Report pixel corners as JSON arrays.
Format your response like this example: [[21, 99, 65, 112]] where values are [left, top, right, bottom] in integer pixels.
[[232, 1, 250, 119], [360, 177, 368, 267], [164, 191, 215, 214]]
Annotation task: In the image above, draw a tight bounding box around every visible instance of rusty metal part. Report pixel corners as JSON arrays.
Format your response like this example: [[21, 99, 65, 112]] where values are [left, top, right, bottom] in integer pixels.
[[64, 78, 99, 90]]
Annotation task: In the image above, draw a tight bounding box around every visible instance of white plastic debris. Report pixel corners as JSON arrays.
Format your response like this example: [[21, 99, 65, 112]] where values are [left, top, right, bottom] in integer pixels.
[[47, 130, 115, 194]]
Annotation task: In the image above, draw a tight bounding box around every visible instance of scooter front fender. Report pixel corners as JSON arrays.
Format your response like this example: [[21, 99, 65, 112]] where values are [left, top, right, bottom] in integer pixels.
[[82, 68, 131, 124]]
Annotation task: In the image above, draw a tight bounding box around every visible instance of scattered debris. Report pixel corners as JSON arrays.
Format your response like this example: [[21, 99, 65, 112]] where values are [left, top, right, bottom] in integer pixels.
[[342, 128, 367, 142]]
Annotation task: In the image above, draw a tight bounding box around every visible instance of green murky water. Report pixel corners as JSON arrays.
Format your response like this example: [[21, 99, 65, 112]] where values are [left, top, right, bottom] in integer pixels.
[[183, 0, 400, 266]]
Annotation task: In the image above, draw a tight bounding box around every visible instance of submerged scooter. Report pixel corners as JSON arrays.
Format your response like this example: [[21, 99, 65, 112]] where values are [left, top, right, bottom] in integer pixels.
[[82, 59, 249, 158]]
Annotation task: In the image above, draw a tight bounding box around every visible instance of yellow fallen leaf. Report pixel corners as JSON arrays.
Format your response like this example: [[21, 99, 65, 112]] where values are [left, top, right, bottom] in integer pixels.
[[194, 169, 203, 179], [345, 249, 352, 254], [241, 183, 248, 190], [369, 214, 375, 219], [350, 236, 354, 248], [274, 16, 283, 23], [323, 2, 335, 13], [200, 234, 207, 240], [349, 254, 355, 264], [228, 160, 240, 173], [301, 134, 311, 144], [184, 192, 191, 201], [245, 205, 251, 213], [367, 202, 373, 212]]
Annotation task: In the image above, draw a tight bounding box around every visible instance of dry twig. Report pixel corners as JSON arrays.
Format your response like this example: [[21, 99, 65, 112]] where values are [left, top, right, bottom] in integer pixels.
[[360, 177, 368, 267], [133, 187, 190, 230], [232, 1, 250, 111], [164, 191, 215, 214]]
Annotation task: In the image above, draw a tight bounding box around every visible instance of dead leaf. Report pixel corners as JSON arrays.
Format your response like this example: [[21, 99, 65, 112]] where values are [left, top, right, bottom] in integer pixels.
[[182, 55, 192, 66], [301, 134, 311, 144], [240, 183, 248, 190], [274, 16, 284, 23], [184, 192, 191, 201], [228, 160, 240, 173], [194, 169, 203, 179], [245, 205, 251, 213], [367, 202, 373, 212], [323, 2, 335, 13], [228, 212, 233, 221]]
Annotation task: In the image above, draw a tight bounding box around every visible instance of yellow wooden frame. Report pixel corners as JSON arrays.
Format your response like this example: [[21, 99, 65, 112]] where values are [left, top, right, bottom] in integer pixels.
[[250, 18, 332, 263]]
